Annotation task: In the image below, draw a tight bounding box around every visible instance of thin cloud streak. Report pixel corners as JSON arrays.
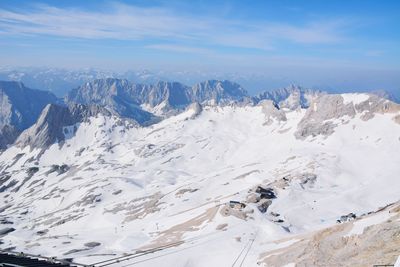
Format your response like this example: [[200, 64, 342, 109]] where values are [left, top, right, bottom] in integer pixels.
[[0, 2, 350, 52], [145, 44, 213, 54]]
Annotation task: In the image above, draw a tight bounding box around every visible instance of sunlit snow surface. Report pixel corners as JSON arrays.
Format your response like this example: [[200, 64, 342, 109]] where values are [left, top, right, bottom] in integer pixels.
[[0, 101, 399, 266], [341, 93, 370, 105]]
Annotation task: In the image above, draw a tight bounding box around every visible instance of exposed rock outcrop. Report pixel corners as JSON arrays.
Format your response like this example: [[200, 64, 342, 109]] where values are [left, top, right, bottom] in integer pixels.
[[259, 100, 287, 125], [190, 80, 250, 105], [0, 81, 58, 148], [0, 81, 58, 130], [186, 102, 203, 119], [355, 94, 400, 121], [65, 79, 157, 125], [259, 203, 400, 267], [295, 94, 357, 139], [66, 79, 250, 123], [0, 125, 20, 150], [254, 85, 325, 109], [15, 103, 113, 149], [295, 94, 400, 139]]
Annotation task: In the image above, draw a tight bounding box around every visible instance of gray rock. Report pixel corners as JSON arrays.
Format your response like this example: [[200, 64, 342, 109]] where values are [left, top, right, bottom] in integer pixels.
[[299, 173, 317, 188], [295, 94, 400, 139], [36, 229, 49, 236], [0, 125, 20, 150], [15, 103, 113, 149], [84, 242, 101, 248], [355, 95, 400, 120], [257, 199, 272, 213], [0, 81, 58, 130], [0, 227, 15, 236], [66, 79, 250, 123], [369, 89, 399, 103], [26, 167, 39, 176], [47, 164, 69, 175], [295, 94, 356, 139], [259, 100, 287, 125], [246, 193, 260, 203], [65, 78, 158, 125], [190, 80, 250, 105], [186, 102, 202, 119], [254, 85, 325, 109], [0, 81, 59, 148], [135, 81, 192, 109]]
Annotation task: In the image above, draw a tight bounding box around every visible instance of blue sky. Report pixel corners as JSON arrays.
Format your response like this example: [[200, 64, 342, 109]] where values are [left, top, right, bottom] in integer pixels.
[[0, 0, 399, 92]]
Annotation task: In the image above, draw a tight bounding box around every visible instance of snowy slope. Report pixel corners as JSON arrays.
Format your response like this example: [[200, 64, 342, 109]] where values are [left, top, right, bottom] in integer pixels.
[[0, 93, 399, 266]]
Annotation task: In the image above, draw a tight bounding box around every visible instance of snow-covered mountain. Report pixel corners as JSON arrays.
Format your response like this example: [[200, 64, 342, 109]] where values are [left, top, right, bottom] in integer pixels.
[[0, 89, 399, 266], [0, 78, 302, 150], [65, 79, 158, 125], [15, 103, 116, 149]]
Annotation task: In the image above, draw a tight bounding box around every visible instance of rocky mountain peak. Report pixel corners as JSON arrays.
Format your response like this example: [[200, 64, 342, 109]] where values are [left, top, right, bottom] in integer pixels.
[[255, 85, 325, 110], [65, 79, 251, 123], [15, 103, 113, 149], [191, 80, 249, 105], [66, 79, 157, 125], [295, 93, 400, 139], [0, 81, 58, 130]]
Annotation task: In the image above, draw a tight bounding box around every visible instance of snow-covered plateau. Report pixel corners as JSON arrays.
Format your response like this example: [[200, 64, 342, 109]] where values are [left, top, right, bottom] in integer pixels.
[[0, 92, 400, 267]]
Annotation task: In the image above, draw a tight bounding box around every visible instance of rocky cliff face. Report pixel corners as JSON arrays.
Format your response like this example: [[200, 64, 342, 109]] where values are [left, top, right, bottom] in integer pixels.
[[295, 94, 356, 139], [295, 93, 400, 139], [0, 125, 20, 150], [0, 81, 58, 130], [190, 80, 250, 105], [66, 79, 250, 122], [258, 100, 287, 125], [0, 81, 59, 149], [355, 94, 400, 121], [15, 103, 112, 149], [255, 85, 324, 109], [130, 81, 192, 109], [65, 79, 157, 125]]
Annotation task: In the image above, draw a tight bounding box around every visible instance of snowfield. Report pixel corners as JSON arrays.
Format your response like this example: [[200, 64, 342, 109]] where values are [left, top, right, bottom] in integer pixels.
[[0, 94, 400, 266]]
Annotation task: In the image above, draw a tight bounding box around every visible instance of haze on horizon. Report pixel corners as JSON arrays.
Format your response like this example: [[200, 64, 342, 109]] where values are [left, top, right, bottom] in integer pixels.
[[0, 0, 399, 94]]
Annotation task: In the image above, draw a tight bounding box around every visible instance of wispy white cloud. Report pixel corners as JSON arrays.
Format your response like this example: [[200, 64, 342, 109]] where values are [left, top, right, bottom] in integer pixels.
[[145, 44, 212, 54], [0, 2, 350, 52]]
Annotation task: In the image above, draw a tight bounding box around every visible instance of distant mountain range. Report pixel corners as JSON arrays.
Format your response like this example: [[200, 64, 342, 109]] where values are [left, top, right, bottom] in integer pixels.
[[253, 84, 325, 109], [0, 67, 117, 97], [0, 77, 398, 150], [1, 67, 399, 102]]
